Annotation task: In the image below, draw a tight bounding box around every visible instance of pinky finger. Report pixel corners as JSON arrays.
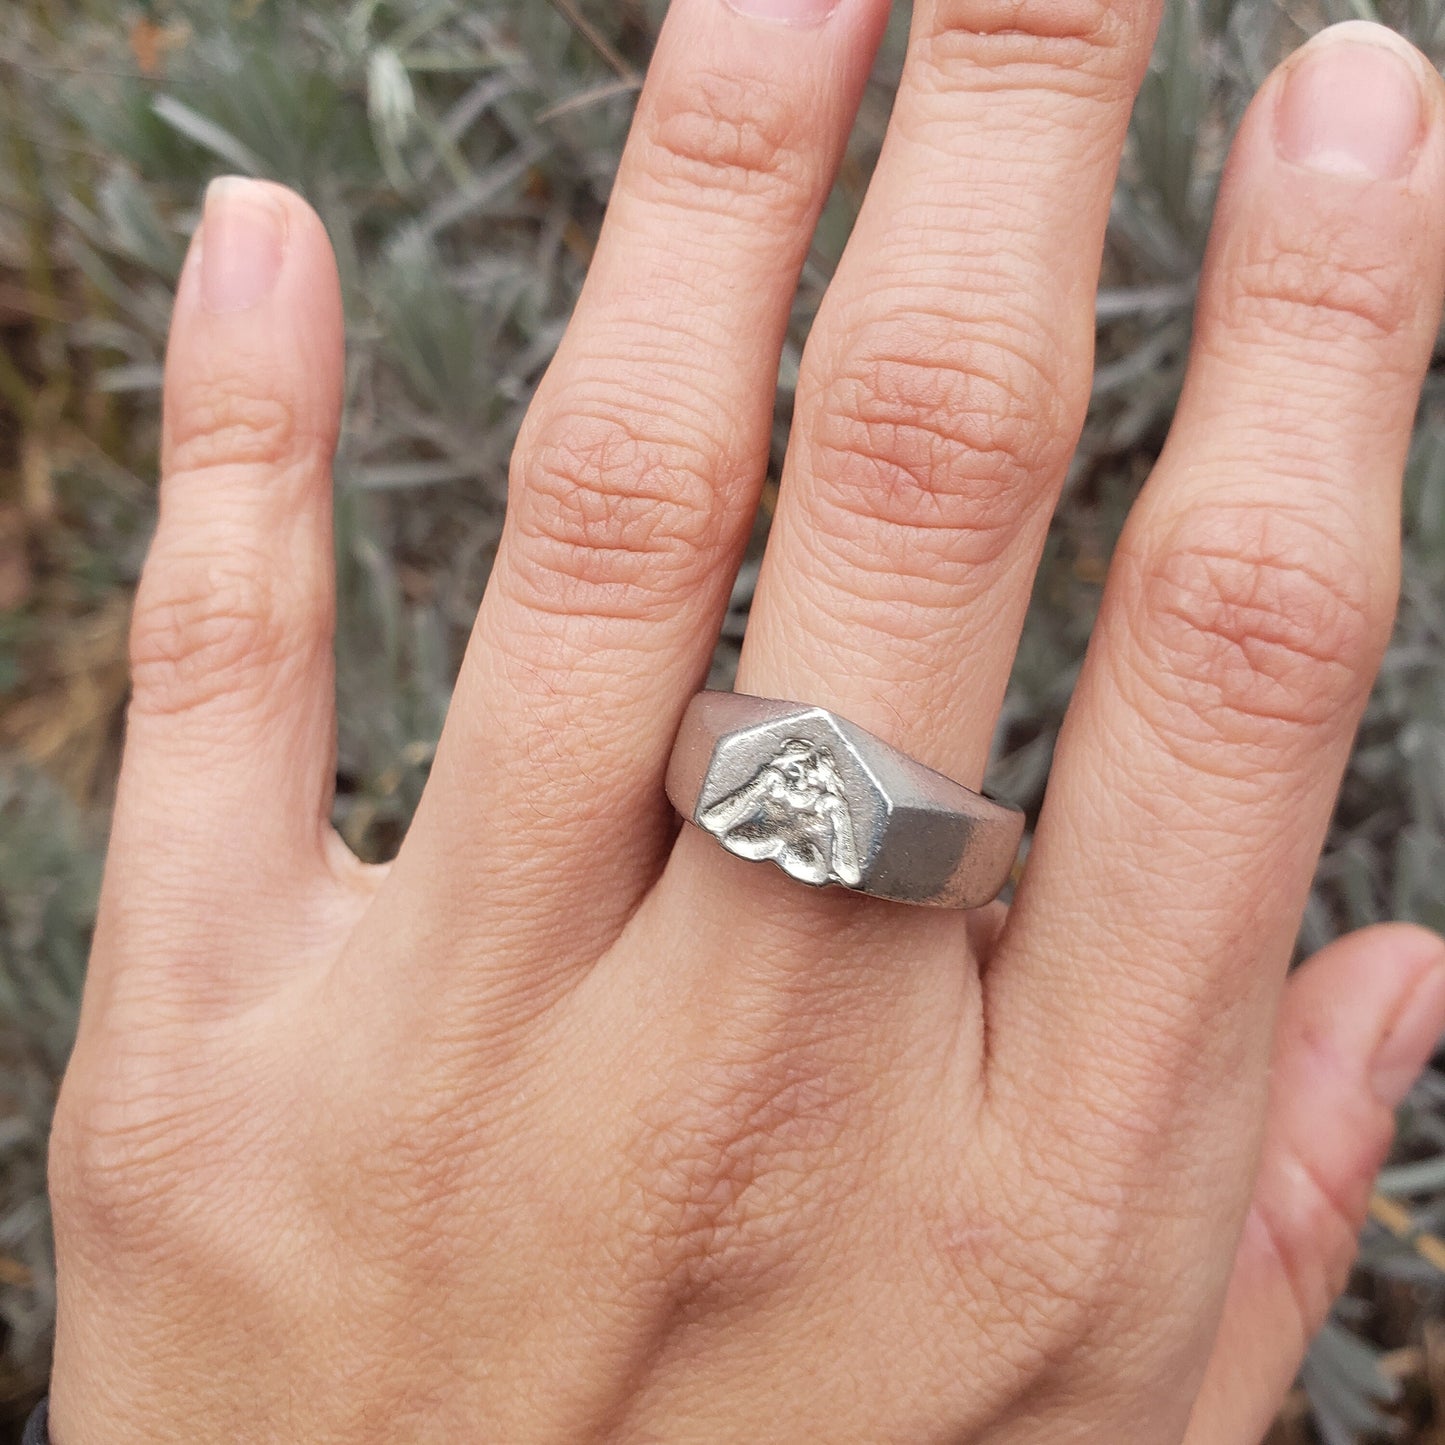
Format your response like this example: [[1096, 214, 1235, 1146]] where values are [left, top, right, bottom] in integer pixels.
[[1184, 925, 1445, 1445], [95, 179, 349, 1014]]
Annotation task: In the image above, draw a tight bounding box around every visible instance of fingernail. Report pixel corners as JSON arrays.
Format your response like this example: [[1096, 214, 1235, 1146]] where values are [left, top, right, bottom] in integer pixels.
[[1371, 953, 1445, 1107], [1277, 25, 1428, 179], [723, 0, 840, 26], [200, 177, 288, 314]]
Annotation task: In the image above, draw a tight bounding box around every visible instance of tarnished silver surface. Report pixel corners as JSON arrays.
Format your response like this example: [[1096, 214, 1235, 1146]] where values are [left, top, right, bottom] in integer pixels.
[[666, 692, 1024, 909]]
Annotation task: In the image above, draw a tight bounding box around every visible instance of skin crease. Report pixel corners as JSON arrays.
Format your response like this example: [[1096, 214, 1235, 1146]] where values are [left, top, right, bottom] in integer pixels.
[[40, 5, 1445, 1445]]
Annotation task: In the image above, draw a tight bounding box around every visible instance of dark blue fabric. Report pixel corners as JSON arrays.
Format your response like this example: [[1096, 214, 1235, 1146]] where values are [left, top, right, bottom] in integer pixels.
[[20, 1398, 47, 1445]]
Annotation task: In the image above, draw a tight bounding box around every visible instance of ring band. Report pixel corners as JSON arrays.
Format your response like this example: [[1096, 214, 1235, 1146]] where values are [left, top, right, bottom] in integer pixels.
[[666, 692, 1024, 909]]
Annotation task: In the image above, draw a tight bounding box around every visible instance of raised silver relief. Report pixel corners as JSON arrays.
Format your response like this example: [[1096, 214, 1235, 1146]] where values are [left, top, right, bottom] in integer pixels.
[[667, 693, 1027, 908], [698, 737, 862, 888]]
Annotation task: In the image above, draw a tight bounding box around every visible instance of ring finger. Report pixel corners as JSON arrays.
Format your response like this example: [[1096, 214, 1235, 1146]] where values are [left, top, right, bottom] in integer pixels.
[[663, 0, 1162, 970]]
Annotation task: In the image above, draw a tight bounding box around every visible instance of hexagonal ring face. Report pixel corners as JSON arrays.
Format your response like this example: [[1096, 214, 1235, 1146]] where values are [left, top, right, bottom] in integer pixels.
[[695, 710, 889, 890], [666, 693, 1027, 909]]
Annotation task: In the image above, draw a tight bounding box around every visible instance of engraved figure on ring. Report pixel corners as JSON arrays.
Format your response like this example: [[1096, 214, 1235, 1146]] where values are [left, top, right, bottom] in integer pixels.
[[699, 738, 863, 888]]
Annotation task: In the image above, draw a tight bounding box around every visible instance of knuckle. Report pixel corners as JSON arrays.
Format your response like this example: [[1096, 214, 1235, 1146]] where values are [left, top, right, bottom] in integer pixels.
[[927, 1147, 1131, 1384], [167, 377, 327, 477], [1006, 1117, 1148, 1299], [925, 1200, 1094, 1370], [332, 1085, 497, 1283], [1220, 218, 1417, 346], [1120, 505, 1387, 753], [48, 1111, 159, 1249], [621, 1042, 856, 1319], [505, 403, 727, 618], [921, 0, 1136, 97], [129, 545, 331, 718], [643, 68, 813, 224], [48, 1068, 201, 1256], [808, 310, 1075, 574], [49, 1042, 278, 1285]]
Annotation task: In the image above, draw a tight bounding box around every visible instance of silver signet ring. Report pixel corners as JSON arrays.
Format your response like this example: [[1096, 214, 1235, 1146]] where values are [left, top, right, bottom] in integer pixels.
[[666, 692, 1024, 909]]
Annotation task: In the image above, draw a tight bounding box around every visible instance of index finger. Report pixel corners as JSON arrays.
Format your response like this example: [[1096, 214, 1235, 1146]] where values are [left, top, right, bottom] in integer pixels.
[[989, 25, 1445, 1156]]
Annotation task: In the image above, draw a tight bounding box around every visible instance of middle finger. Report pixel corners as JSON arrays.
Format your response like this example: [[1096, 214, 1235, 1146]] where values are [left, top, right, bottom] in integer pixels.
[[736, 0, 1162, 791]]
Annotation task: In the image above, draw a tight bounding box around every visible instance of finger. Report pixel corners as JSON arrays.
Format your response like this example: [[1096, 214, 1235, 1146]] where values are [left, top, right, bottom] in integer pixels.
[[95, 178, 349, 1009], [990, 26, 1445, 1144], [731, 0, 1160, 789], [391, 0, 891, 969], [1184, 926, 1445, 1445]]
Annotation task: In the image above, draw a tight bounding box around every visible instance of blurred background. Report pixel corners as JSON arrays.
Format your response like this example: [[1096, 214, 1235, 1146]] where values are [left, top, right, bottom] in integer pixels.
[[2, 0, 1445, 1439]]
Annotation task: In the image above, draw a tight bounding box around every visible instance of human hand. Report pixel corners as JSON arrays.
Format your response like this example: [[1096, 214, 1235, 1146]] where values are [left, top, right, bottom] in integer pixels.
[[45, 6, 1445, 1443]]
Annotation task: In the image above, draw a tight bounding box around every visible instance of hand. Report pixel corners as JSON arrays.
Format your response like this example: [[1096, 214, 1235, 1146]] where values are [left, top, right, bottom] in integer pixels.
[[45, 7, 1445, 1443]]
